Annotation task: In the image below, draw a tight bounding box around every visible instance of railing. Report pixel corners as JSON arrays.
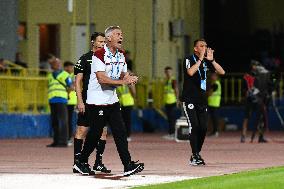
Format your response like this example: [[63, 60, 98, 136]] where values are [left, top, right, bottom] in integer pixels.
[[0, 76, 49, 113], [0, 71, 283, 113], [0, 67, 49, 77]]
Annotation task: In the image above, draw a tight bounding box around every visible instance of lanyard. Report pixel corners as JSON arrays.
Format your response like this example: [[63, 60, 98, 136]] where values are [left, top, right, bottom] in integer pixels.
[[192, 55, 207, 80]]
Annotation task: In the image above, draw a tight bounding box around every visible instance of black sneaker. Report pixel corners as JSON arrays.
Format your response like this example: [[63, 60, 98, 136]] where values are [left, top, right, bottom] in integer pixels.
[[73, 168, 80, 173], [73, 154, 81, 173], [93, 163, 111, 173], [189, 155, 199, 166], [190, 154, 204, 166], [73, 162, 92, 175], [258, 136, 268, 143], [196, 154, 206, 165], [123, 160, 144, 177]]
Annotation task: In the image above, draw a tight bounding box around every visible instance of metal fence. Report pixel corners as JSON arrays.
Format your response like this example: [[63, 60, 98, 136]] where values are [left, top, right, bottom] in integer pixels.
[[0, 69, 283, 113], [0, 76, 48, 113]]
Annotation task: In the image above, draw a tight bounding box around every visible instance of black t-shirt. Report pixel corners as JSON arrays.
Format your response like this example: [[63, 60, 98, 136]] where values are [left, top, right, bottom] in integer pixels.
[[181, 54, 214, 104], [74, 51, 93, 103]]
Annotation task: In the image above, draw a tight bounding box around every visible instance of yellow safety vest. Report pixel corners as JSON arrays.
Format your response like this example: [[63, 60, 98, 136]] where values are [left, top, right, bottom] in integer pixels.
[[163, 77, 177, 104], [67, 73, 77, 105], [116, 85, 134, 107], [208, 80, 221, 107], [48, 71, 69, 100]]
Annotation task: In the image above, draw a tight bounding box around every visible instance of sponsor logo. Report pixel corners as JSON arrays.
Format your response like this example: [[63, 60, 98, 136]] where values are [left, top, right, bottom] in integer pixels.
[[188, 104, 194, 109], [99, 110, 103, 116]]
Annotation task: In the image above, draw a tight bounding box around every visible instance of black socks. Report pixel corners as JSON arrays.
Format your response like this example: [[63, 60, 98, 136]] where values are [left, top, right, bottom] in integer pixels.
[[74, 138, 83, 162], [95, 139, 106, 165]]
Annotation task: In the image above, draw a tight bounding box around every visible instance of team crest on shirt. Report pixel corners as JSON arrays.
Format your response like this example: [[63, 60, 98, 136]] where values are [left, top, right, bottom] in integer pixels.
[[188, 104, 194, 109], [99, 110, 103, 116], [75, 60, 81, 66]]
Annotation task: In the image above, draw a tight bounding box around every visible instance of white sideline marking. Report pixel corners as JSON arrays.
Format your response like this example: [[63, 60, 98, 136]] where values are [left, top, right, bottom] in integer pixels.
[[0, 174, 196, 189]]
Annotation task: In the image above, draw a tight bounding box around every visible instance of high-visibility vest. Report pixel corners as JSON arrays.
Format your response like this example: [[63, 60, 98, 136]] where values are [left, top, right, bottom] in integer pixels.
[[116, 85, 134, 107], [48, 71, 69, 100], [208, 80, 221, 107], [67, 73, 77, 105], [163, 77, 177, 104]]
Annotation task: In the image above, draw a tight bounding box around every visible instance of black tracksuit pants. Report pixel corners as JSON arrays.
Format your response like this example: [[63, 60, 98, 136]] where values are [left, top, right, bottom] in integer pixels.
[[49, 103, 68, 145], [80, 102, 131, 167], [182, 102, 208, 154]]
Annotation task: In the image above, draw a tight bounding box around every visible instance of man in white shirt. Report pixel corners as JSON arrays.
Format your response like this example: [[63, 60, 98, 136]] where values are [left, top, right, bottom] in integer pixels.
[[74, 26, 144, 176]]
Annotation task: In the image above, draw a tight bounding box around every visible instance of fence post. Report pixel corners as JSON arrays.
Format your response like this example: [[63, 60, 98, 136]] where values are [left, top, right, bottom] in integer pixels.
[[224, 79, 228, 104], [231, 77, 235, 102], [238, 78, 242, 103]]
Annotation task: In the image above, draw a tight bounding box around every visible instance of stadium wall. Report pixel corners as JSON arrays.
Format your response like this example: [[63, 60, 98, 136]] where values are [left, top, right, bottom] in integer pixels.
[[17, 0, 201, 79], [0, 107, 283, 139], [0, 0, 18, 61]]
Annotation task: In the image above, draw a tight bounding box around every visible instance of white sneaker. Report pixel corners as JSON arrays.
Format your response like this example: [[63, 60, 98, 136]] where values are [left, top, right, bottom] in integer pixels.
[[162, 134, 175, 140], [67, 140, 73, 146], [215, 132, 219, 137]]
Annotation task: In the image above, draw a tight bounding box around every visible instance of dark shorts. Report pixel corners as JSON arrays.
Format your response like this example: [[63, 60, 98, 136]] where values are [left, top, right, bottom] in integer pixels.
[[244, 100, 261, 119], [77, 112, 88, 127]]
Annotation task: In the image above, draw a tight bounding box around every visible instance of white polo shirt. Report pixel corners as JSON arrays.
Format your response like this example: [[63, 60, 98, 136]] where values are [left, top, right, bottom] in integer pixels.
[[86, 45, 127, 105]]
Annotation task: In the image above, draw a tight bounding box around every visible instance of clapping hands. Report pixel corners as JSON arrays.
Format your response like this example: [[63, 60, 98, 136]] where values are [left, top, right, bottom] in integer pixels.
[[206, 48, 214, 61], [123, 74, 138, 85]]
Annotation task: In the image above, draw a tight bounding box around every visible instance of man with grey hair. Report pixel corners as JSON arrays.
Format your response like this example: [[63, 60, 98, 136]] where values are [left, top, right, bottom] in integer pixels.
[[46, 54, 73, 147], [74, 26, 144, 176]]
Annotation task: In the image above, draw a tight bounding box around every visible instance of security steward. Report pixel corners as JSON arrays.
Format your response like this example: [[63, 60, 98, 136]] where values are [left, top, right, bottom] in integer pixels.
[[117, 84, 136, 141], [47, 55, 73, 147], [208, 72, 221, 136], [163, 66, 179, 140]]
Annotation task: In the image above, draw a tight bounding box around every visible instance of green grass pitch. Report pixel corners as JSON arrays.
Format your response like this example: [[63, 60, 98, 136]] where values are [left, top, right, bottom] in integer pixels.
[[133, 166, 284, 189]]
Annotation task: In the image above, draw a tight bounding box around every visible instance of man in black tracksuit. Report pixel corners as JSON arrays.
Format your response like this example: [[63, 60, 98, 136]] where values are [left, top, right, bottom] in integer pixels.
[[73, 32, 111, 173], [182, 39, 225, 165]]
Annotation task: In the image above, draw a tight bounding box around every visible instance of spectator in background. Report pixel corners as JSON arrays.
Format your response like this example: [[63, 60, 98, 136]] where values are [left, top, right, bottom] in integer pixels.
[[117, 84, 136, 142], [163, 66, 179, 140], [117, 53, 136, 142], [64, 61, 77, 145], [207, 72, 222, 137], [47, 54, 72, 147], [15, 52, 28, 68], [240, 60, 269, 143]]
